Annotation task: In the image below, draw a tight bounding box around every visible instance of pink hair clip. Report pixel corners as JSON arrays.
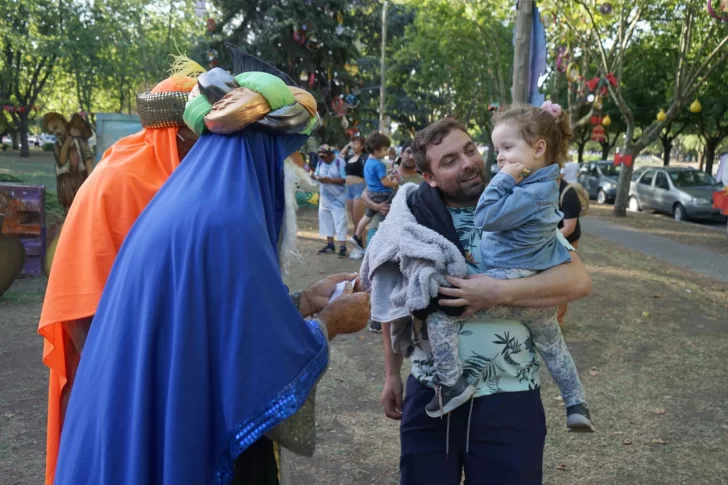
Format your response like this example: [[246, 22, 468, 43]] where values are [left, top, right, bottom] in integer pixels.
[[541, 100, 562, 119]]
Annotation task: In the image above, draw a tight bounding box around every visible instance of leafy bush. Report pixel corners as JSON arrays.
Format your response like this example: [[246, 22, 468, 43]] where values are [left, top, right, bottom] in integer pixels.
[[42, 143, 54, 152]]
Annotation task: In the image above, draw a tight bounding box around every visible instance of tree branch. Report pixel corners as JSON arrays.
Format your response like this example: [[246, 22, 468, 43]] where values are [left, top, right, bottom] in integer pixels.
[[684, 33, 728, 93]]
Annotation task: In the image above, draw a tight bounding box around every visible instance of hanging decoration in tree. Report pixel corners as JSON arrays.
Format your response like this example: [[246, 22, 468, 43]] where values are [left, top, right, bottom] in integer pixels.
[[206, 18, 216, 33], [599, 3, 613, 15], [656, 109, 667, 121], [344, 60, 359, 76], [602, 114, 612, 127], [341, 118, 349, 129], [690, 99, 702, 113], [332, 96, 348, 117], [293, 27, 306, 45], [708, 0, 728, 21], [306, 38, 323, 52], [488, 102, 501, 112], [206, 49, 219, 68], [344, 94, 359, 108], [555, 46, 568, 73], [591, 125, 606, 141], [566, 62, 580, 82], [593, 95, 604, 110], [614, 153, 634, 167]]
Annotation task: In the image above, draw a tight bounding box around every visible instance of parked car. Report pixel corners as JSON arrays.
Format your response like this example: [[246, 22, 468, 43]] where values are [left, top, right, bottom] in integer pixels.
[[39, 133, 57, 145], [577, 160, 621, 204], [628, 167, 726, 221]]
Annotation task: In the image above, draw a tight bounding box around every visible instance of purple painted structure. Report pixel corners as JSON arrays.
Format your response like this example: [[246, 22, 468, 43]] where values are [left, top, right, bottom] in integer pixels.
[[0, 183, 46, 276]]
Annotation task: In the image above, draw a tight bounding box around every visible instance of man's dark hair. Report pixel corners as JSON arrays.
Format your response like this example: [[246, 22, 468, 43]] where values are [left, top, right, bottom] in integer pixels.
[[365, 132, 391, 154], [412, 118, 468, 173], [401, 140, 412, 151]]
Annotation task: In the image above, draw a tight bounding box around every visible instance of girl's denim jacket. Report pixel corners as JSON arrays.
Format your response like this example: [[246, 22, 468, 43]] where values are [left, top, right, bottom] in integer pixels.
[[474, 164, 571, 271]]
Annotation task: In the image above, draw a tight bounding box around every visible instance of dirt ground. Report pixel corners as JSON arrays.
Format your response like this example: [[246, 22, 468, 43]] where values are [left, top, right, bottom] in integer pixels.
[[1, 206, 728, 484], [586, 204, 728, 256]]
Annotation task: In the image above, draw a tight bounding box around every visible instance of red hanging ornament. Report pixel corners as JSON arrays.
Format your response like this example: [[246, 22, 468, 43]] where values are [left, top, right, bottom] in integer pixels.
[[586, 77, 600, 91], [591, 125, 605, 141], [293, 27, 306, 45], [206, 18, 216, 32], [332, 96, 347, 118]]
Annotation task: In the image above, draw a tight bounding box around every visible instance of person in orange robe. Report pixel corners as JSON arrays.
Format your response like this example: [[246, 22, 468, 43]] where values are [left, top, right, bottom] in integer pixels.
[[37, 75, 199, 485]]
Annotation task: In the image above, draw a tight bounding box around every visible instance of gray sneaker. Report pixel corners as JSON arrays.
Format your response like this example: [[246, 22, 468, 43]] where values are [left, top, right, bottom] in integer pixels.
[[566, 403, 595, 432], [368, 320, 382, 333], [425, 376, 476, 418]]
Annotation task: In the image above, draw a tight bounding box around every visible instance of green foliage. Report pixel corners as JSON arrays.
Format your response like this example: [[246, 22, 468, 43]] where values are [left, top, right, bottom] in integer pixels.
[[0, 173, 24, 183], [385, 0, 513, 140], [214, 0, 377, 146], [42, 143, 54, 152]]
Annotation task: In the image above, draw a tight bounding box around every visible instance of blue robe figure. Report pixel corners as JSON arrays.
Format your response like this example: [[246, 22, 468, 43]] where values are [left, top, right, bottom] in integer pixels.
[[54, 129, 328, 485]]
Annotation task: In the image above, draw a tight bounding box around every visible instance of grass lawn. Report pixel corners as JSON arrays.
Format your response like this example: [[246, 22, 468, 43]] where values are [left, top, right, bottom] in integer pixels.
[[1, 204, 726, 485]]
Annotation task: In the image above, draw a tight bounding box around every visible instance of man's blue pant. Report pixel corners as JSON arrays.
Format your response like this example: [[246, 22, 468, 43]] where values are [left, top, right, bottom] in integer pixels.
[[400, 376, 546, 484]]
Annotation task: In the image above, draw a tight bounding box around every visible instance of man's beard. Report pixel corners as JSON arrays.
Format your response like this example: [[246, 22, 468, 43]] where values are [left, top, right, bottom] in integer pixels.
[[442, 167, 486, 205], [401, 159, 416, 169]]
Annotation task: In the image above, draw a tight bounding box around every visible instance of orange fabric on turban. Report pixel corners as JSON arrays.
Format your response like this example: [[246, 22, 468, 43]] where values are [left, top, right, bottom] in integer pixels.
[[38, 76, 195, 485]]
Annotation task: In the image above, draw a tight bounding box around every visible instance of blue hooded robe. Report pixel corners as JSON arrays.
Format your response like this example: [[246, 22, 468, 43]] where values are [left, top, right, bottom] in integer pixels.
[[54, 130, 328, 485]]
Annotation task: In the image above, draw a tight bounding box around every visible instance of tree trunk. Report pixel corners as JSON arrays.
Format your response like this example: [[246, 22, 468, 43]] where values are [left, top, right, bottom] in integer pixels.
[[18, 111, 30, 158], [378, 1, 388, 132], [578, 140, 587, 163], [662, 138, 672, 166], [698, 148, 705, 171], [11, 131, 19, 150], [705, 139, 719, 176], [613, 125, 637, 217], [600, 141, 610, 160], [511, 0, 533, 104]]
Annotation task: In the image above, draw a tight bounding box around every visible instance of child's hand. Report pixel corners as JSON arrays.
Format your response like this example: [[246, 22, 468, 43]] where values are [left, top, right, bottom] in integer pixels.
[[500, 162, 528, 183]]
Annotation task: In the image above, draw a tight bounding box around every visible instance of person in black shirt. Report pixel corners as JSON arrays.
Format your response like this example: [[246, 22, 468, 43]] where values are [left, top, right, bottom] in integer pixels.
[[557, 178, 582, 325], [341, 136, 368, 245]]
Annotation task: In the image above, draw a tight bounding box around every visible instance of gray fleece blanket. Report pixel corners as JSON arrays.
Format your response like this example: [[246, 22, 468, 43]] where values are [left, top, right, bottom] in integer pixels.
[[360, 183, 468, 323]]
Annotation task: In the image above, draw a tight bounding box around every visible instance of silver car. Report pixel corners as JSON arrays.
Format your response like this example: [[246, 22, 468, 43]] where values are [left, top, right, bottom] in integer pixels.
[[578, 161, 620, 204], [628, 167, 726, 221]]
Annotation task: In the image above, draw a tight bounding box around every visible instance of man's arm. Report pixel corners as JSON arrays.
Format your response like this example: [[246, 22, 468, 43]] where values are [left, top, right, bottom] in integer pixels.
[[380, 321, 404, 420], [439, 251, 591, 315], [362, 188, 390, 216]]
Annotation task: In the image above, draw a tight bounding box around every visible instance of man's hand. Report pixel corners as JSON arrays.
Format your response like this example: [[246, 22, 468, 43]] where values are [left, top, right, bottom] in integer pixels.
[[381, 375, 404, 420], [378, 202, 391, 217], [300, 273, 359, 317], [318, 285, 370, 340], [438, 274, 510, 318], [500, 161, 527, 184]]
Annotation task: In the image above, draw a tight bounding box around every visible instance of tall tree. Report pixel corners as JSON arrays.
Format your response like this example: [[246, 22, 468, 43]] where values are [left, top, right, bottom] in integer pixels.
[[0, 0, 66, 157], [552, 0, 728, 215], [386, 0, 512, 144], [213, 0, 376, 145]]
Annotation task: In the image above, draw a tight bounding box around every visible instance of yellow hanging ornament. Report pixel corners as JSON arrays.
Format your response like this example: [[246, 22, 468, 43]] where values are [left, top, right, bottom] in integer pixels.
[[594, 95, 603, 111], [690, 99, 702, 113], [602, 114, 612, 127], [656, 109, 667, 122]]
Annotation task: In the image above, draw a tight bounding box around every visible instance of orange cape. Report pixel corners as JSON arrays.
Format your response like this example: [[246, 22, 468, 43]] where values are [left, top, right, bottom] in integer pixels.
[[38, 125, 182, 485]]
